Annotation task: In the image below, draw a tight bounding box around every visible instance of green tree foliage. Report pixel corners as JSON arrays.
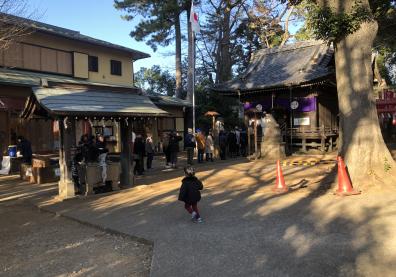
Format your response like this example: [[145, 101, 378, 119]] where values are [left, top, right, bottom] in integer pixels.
[[134, 65, 176, 96], [114, 0, 179, 50], [114, 0, 193, 98]]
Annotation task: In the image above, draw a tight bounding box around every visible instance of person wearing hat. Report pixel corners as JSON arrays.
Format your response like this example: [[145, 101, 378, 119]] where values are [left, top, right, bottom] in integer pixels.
[[178, 166, 204, 223]]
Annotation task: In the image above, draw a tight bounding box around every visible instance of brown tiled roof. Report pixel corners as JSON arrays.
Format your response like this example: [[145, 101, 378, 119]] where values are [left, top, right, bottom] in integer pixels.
[[212, 40, 334, 93]]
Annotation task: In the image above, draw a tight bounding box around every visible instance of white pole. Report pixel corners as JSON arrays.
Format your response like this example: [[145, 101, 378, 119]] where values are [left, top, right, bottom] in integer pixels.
[[192, 32, 196, 135]]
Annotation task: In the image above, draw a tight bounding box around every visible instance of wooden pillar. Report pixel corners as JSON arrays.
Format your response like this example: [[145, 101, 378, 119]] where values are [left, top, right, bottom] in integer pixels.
[[320, 125, 325, 152], [245, 114, 250, 156], [120, 120, 133, 187], [58, 118, 76, 199], [302, 137, 307, 152]]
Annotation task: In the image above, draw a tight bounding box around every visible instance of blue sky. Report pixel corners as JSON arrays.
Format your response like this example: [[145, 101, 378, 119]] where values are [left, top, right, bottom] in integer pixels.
[[26, 0, 175, 73]]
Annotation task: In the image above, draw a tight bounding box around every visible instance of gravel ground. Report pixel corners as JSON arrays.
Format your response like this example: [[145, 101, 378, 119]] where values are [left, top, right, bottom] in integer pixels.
[[0, 201, 152, 277]]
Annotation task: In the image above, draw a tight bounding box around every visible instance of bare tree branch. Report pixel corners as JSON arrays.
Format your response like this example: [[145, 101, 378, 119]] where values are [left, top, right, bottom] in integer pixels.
[[0, 0, 39, 50]]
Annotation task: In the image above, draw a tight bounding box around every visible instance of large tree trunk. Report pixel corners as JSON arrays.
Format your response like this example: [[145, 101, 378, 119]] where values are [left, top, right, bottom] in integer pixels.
[[328, 0, 396, 188], [175, 12, 183, 99], [218, 1, 232, 83]]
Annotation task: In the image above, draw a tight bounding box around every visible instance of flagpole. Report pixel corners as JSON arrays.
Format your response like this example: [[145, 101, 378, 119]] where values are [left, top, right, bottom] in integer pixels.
[[192, 32, 196, 135]]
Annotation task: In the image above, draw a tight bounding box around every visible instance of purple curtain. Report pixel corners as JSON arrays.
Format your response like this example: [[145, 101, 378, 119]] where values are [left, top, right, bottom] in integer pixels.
[[244, 97, 316, 112]]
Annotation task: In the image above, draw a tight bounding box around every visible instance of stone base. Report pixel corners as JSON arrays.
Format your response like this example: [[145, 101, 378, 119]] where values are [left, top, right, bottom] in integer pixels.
[[58, 179, 76, 199], [260, 142, 286, 160]]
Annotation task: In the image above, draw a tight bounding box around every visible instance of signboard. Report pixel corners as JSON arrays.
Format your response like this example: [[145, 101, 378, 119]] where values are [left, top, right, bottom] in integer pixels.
[[294, 117, 310, 126]]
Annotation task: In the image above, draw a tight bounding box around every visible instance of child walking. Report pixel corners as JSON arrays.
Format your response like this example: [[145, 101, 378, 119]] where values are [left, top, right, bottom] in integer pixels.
[[178, 166, 203, 223]]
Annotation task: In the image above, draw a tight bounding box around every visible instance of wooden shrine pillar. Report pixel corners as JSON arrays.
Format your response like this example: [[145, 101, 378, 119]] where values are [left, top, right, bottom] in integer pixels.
[[120, 120, 133, 187], [58, 118, 76, 199], [245, 114, 250, 156]]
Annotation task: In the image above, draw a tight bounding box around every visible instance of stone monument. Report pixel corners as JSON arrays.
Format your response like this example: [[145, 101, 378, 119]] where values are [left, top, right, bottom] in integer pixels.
[[260, 113, 286, 160]]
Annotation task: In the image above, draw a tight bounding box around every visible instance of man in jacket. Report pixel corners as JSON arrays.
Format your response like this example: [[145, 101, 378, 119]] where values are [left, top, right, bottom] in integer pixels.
[[145, 134, 155, 170], [184, 128, 196, 165], [169, 131, 182, 168]]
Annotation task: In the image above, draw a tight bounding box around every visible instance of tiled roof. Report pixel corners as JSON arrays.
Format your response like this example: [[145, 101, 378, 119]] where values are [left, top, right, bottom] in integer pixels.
[[22, 87, 169, 118], [146, 92, 192, 107], [0, 13, 150, 60], [213, 40, 334, 92]]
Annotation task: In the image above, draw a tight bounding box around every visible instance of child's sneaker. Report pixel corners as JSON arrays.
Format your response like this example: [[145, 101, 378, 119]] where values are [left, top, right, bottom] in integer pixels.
[[196, 217, 203, 223], [191, 211, 197, 220]]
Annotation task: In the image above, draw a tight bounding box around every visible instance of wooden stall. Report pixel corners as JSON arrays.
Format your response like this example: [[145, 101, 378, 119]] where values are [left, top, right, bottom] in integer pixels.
[[22, 85, 169, 199]]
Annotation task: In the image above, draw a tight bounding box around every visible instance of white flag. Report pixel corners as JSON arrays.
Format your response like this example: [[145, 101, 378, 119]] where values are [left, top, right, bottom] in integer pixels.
[[190, 2, 200, 33]]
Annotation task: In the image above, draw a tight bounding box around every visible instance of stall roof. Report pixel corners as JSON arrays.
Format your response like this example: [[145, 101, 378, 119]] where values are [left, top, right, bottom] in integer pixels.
[[21, 87, 169, 118], [147, 93, 193, 107], [0, 68, 140, 90], [212, 40, 334, 94]]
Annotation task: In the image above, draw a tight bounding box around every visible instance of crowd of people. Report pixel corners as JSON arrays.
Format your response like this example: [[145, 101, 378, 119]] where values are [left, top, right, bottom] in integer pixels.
[[71, 134, 109, 194], [131, 126, 251, 176]]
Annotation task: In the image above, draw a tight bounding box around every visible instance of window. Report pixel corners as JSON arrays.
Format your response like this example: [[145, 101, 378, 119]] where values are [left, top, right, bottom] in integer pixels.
[[88, 56, 98, 72], [110, 60, 122, 76]]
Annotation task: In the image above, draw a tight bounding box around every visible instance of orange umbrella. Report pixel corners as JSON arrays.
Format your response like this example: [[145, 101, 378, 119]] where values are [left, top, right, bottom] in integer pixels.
[[204, 111, 220, 131]]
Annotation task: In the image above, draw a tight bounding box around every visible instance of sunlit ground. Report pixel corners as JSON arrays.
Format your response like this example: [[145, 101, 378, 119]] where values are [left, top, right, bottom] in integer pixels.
[[1, 156, 396, 276]]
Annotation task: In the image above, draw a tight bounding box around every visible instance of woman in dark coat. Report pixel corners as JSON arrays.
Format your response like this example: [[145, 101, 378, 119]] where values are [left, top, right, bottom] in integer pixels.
[[17, 136, 32, 164], [168, 131, 182, 168], [133, 135, 145, 175], [178, 166, 203, 223]]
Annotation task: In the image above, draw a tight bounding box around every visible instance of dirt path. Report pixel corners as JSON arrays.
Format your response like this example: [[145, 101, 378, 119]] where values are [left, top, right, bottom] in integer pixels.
[[0, 201, 152, 277], [28, 159, 396, 277]]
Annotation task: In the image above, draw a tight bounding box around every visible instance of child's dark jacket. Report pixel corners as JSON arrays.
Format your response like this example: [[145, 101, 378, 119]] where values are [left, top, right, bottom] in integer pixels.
[[178, 176, 203, 204]]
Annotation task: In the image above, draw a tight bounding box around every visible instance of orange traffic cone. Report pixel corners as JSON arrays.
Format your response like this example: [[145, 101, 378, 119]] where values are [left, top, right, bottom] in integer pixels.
[[272, 160, 288, 193], [335, 156, 361, 196]]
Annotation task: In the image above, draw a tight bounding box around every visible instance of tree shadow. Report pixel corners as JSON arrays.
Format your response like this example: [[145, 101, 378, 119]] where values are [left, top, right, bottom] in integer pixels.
[[30, 159, 396, 276]]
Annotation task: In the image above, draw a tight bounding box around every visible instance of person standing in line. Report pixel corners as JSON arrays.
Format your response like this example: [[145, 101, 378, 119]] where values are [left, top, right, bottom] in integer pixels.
[[235, 127, 241, 156], [145, 133, 155, 170], [178, 166, 204, 223], [219, 130, 227, 160], [228, 130, 237, 158], [96, 134, 109, 184], [162, 132, 171, 168], [205, 131, 214, 162], [184, 128, 196, 165], [133, 135, 145, 175], [17, 136, 32, 164], [168, 131, 182, 168], [240, 128, 248, 157], [196, 129, 206, 163]]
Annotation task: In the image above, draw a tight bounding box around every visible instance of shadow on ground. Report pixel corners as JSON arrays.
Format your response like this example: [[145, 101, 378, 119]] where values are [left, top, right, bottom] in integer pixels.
[[2, 157, 396, 277]]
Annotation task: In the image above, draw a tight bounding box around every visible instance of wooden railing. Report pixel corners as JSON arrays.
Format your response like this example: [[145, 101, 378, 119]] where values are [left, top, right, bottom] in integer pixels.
[[281, 126, 338, 152], [286, 126, 338, 138]]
